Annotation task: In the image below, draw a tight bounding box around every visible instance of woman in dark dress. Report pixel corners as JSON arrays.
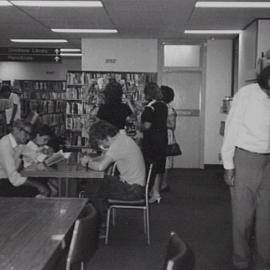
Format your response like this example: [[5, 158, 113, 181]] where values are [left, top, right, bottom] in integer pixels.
[[96, 80, 134, 130], [141, 82, 168, 203]]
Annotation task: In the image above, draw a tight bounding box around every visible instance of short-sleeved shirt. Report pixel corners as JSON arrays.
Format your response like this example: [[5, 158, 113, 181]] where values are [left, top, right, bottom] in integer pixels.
[[5, 93, 21, 124], [97, 103, 132, 129], [106, 133, 146, 186]]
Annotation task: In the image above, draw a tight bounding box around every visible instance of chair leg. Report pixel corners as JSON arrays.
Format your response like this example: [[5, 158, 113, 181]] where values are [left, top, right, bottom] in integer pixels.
[[146, 207, 151, 245], [112, 208, 116, 226], [80, 261, 84, 270], [105, 207, 112, 245], [143, 209, 146, 233]]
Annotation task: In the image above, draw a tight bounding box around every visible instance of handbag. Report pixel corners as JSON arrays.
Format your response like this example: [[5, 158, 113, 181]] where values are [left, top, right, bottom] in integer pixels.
[[166, 131, 182, 156]]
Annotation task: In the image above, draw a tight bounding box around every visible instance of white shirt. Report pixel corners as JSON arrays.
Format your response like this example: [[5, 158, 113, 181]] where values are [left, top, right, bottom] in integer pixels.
[[221, 83, 270, 169], [0, 133, 27, 186], [5, 93, 21, 124]]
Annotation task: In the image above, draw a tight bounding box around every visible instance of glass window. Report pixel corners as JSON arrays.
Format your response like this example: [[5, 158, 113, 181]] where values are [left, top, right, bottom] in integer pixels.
[[164, 45, 200, 67]]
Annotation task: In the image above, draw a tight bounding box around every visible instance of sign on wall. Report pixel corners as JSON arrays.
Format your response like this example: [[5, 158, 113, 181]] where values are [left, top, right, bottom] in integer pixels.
[[0, 48, 61, 62]]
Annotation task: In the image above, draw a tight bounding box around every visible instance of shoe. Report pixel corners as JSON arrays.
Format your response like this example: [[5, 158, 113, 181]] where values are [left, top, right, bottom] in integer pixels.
[[160, 185, 170, 192], [149, 193, 161, 204]]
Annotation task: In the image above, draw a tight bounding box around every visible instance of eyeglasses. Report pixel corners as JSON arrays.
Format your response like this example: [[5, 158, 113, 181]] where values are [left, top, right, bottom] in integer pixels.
[[20, 127, 32, 136]]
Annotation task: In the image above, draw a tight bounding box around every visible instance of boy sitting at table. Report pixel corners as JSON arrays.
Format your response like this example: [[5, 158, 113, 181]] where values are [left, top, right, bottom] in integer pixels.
[[22, 124, 58, 196], [80, 120, 146, 231]]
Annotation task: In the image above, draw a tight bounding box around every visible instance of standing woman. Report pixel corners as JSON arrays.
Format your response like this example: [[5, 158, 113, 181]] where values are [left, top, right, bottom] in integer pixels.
[[160, 85, 177, 191], [96, 79, 134, 131], [141, 82, 168, 203]]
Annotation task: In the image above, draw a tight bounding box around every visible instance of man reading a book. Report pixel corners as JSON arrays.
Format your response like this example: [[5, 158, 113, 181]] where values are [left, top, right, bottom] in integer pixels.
[[0, 119, 50, 197]]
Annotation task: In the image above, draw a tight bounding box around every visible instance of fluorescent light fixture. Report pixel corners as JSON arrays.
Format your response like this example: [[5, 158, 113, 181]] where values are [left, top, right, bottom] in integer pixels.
[[10, 39, 68, 43], [60, 53, 82, 57], [0, 0, 12, 6], [52, 29, 118, 34], [11, 1, 103, 7], [60, 48, 81, 52], [196, 1, 270, 8], [184, 30, 241, 34]]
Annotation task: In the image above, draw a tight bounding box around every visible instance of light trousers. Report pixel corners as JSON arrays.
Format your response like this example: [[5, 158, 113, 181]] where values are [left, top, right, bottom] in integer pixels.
[[231, 148, 270, 270]]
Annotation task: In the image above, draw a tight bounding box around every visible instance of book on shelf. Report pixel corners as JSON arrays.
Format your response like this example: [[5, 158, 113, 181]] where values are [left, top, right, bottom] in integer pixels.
[[44, 150, 71, 167]]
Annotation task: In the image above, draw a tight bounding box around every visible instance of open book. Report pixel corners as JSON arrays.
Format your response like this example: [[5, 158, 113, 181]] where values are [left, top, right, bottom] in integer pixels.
[[44, 150, 71, 167]]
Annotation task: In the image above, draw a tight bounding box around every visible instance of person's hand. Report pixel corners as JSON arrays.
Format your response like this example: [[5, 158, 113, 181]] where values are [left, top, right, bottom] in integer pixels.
[[36, 162, 46, 171], [224, 169, 235, 186], [36, 183, 50, 197], [80, 155, 89, 167]]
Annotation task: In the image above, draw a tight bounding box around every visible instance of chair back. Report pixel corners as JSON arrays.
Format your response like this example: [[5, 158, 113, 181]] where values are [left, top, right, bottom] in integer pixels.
[[163, 232, 195, 270], [66, 204, 99, 268]]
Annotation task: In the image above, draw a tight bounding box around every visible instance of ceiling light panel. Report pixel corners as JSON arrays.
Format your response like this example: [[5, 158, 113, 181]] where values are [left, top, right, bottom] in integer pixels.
[[52, 29, 118, 33], [11, 39, 68, 43], [0, 1, 12, 6], [196, 2, 270, 8], [11, 1, 103, 7], [184, 30, 241, 34]]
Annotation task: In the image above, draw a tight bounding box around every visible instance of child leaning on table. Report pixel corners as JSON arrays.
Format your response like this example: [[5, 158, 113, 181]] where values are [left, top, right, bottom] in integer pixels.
[[22, 124, 58, 196]]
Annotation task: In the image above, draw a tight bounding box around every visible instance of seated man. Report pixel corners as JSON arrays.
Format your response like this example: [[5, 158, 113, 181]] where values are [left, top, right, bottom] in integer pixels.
[[0, 119, 50, 197], [81, 120, 146, 222]]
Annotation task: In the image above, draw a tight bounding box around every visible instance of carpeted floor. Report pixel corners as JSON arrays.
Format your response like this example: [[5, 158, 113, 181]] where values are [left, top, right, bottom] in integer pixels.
[[86, 168, 233, 270]]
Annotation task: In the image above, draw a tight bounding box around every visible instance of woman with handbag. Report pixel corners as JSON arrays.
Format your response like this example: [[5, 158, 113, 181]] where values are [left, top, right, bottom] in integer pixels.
[[160, 85, 179, 192], [141, 83, 168, 204]]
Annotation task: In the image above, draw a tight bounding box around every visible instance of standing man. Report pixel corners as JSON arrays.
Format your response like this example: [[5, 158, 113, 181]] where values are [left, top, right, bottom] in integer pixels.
[[221, 65, 270, 270], [0, 119, 50, 197]]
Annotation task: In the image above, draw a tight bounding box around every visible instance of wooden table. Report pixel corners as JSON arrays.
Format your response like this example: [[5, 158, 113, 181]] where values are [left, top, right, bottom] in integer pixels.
[[0, 197, 88, 270], [21, 163, 104, 197]]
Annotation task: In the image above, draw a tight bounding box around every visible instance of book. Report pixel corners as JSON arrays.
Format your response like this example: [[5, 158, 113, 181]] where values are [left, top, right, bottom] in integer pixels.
[[44, 150, 71, 167]]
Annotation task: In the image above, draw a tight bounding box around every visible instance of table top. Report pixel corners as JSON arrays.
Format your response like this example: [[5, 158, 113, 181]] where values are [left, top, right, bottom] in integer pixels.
[[0, 197, 88, 270], [21, 163, 104, 179]]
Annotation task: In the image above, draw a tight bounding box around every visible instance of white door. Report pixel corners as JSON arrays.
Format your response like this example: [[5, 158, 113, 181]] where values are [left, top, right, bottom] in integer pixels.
[[162, 71, 203, 168]]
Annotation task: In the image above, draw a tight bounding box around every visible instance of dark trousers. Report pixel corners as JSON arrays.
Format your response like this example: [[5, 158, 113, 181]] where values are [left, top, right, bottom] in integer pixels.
[[85, 175, 144, 223], [0, 178, 39, 197], [231, 148, 270, 270]]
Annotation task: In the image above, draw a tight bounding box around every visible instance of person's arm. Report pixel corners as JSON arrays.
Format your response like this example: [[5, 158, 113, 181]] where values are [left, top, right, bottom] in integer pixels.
[[82, 154, 114, 172], [167, 108, 177, 130], [10, 104, 18, 125], [0, 142, 27, 186], [221, 91, 247, 185]]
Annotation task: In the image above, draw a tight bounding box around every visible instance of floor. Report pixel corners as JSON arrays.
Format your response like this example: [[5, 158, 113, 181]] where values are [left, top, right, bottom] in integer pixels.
[[85, 168, 233, 270]]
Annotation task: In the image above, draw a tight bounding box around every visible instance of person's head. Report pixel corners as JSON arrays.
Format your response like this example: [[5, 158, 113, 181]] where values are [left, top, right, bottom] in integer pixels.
[[257, 65, 270, 96], [104, 80, 123, 104], [89, 120, 119, 150], [12, 119, 33, 144], [161, 85, 175, 104], [33, 124, 53, 146], [144, 82, 163, 101], [0, 85, 11, 99]]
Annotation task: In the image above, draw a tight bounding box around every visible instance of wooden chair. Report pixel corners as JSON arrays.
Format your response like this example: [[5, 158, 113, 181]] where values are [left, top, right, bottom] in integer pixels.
[[105, 163, 154, 245], [163, 232, 195, 270], [66, 204, 98, 270]]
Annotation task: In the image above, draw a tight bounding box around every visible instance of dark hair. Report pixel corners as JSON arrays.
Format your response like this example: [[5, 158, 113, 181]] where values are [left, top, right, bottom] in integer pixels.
[[104, 81, 123, 104], [144, 82, 163, 100], [33, 124, 53, 138], [12, 119, 33, 132], [0, 85, 11, 98], [257, 65, 270, 90], [89, 120, 119, 147], [161, 85, 175, 104]]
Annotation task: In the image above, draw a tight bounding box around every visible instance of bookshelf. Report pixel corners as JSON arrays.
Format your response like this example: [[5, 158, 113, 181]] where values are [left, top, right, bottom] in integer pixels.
[[65, 70, 157, 157], [15, 80, 66, 137]]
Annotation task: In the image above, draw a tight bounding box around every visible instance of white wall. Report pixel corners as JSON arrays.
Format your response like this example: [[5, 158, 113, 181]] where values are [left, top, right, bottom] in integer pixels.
[[238, 21, 258, 87], [204, 40, 232, 164], [0, 58, 81, 83], [82, 38, 158, 72], [257, 20, 270, 56]]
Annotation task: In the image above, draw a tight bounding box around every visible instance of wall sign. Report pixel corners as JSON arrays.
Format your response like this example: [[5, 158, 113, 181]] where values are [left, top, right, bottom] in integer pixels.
[[0, 47, 61, 62]]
